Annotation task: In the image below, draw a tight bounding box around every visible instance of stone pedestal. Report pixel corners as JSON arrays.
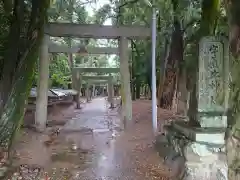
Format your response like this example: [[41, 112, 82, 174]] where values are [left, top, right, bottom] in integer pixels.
[[157, 36, 229, 180], [184, 144, 228, 180]]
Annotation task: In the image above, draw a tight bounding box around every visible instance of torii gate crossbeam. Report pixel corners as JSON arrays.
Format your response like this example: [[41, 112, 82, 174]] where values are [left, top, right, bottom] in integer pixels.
[[45, 23, 151, 39], [73, 67, 120, 74], [49, 44, 130, 54], [81, 75, 112, 80]]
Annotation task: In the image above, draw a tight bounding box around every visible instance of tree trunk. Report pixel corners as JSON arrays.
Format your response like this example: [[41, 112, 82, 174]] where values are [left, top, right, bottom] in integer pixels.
[[160, 22, 181, 109], [136, 80, 141, 99], [0, 0, 49, 152], [144, 85, 148, 98], [225, 0, 240, 175], [226, 130, 240, 180], [160, 35, 178, 109], [131, 83, 136, 100], [131, 67, 136, 100], [226, 23, 240, 179], [158, 39, 169, 106], [146, 74, 152, 100], [176, 69, 188, 115], [146, 53, 152, 99], [130, 41, 136, 101], [159, 0, 183, 110], [0, 0, 25, 113]]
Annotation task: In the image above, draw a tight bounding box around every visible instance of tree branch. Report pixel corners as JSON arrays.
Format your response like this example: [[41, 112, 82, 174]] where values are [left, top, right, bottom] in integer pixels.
[[130, 40, 140, 56], [1, 0, 13, 14], [116, 0, 140, 24], [182, 18, 200, 33], [171, 0, 179, 12], [117, 0, 140, 9]]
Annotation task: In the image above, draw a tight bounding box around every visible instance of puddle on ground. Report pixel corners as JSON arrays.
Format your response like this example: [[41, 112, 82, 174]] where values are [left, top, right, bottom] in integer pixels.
[[7, 128, 99, 179], [93, 128, 110, 133]]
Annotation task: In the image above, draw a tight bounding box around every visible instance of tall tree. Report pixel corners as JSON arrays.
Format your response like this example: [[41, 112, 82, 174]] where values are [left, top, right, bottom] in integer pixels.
[[0, 0, 50, 152], [224, 1, 240, 179]]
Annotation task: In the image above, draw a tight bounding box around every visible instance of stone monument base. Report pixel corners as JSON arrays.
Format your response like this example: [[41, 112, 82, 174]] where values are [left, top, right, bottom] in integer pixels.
[[155, 121, 228, 180]]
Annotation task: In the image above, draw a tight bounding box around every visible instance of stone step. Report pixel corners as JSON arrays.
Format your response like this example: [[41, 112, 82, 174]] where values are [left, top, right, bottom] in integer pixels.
[[172, 121, 226, 145]]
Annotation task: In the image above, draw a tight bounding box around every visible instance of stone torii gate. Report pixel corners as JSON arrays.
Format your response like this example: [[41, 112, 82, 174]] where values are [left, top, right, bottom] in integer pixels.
[[35, 22, 150, 131], [73, 68, 119, 108], [81, 75, 115, 107], [82, 79, 109, 98], [49, 41, 122, 108]]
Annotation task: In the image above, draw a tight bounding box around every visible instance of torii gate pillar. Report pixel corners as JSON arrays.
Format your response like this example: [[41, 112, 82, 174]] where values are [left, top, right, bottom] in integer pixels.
[[119, 37, 132, 123], [107, 76, 114, 108], [35, 35, 50, 131], [85, 83, 90, 102], [92, 84, 96, 98], [75, 72, 82, 109]]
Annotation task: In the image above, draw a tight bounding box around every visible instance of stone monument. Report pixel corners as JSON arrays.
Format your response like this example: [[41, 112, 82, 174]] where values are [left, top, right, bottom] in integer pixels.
[[156, 36, 229, 180]]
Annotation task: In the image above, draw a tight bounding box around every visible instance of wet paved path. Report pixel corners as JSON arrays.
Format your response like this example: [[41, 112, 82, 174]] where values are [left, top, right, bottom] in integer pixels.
[[61, 97, 170, 180], [15, 98, 170, 180], [64, 97, 120, 133]]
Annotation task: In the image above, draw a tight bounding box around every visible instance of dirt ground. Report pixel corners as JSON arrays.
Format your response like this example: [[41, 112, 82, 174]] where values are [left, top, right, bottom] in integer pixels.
[[23, 101, 85, 128], [6, 98, 181, 180]]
